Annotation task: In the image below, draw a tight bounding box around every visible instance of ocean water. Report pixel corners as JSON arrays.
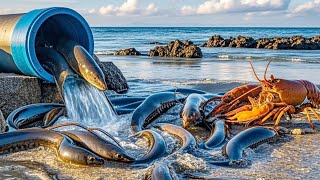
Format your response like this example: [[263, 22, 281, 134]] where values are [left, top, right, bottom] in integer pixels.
[[1, 27, 320, 179], [93, 27, 320, 88]]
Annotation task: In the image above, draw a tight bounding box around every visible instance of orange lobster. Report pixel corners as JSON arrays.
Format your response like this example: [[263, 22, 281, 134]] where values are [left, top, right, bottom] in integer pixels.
[[204, 84, 262, 118], [225, 61, 320, 128]]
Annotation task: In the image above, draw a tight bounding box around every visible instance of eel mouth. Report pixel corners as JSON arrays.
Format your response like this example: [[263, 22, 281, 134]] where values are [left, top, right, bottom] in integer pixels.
[[87, 156, 105, 165], [182, 113, 201, 128]]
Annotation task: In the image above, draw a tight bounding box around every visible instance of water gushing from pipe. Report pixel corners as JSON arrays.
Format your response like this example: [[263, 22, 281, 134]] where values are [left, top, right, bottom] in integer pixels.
[[62, 78, 117, 126]]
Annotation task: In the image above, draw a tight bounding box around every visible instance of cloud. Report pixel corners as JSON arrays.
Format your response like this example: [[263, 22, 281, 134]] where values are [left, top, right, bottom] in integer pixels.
[[99, 5, 116, 15], [99, 0, 158, 16], [181, 6, 196, 15], [181, 0, 291, 15], [243, 10, 274, 21], [0, 8, 28, 14], [145, 3, 158, 15], [88, 8, 96, 14], [118, 0, 139, 15], [0, 8, 14, 14], [289, 0, 320, 16]]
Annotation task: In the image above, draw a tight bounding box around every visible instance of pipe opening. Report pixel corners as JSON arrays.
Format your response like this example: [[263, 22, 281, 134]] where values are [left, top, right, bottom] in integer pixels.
[[35, 14, 91, 51], [34, 14, 92, 82], [11, 7, 93, 83]]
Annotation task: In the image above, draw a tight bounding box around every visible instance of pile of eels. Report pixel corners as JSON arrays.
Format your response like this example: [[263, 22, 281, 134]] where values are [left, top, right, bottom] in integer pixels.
[[0, 40, 281, 179]]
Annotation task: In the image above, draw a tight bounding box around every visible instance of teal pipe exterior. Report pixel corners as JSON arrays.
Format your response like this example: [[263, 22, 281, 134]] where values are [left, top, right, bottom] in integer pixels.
[[0, 7, 94, 83]]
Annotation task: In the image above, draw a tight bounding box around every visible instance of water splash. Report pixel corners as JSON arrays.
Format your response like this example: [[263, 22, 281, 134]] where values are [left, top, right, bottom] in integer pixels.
[[61, 77, 117, 126]]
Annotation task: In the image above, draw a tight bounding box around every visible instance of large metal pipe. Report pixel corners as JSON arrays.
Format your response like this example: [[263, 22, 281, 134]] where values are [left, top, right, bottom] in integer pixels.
[[0, 7, 94, 83]]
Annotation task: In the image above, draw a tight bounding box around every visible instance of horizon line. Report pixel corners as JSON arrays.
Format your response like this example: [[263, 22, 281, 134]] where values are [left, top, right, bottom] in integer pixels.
[[90, 26, 320, 28]]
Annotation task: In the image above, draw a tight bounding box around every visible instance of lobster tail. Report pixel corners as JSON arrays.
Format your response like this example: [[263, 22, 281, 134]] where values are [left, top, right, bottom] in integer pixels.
[[299, 80, 320, 108]]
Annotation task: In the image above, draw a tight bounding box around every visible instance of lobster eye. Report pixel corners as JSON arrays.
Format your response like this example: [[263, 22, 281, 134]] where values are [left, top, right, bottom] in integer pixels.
[[272, 79, 280, 83]]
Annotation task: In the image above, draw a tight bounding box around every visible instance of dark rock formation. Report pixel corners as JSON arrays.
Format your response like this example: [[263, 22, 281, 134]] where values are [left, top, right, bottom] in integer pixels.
[[114, 48, 141, 56], [202, 35, 233, 47], [0, 58, 128, 118], [94, 55, 129, 93], [203, 35, 320, 50], [229, 36, 256, 48], [148, 40, 203, 58], [40, 82, 63, 103], [0, 73, 42, 118]]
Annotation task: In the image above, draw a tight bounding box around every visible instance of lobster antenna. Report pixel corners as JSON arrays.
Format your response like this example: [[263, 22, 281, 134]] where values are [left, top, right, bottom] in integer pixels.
[[249, 61, 262, 82], [264, 60, 272, 81]]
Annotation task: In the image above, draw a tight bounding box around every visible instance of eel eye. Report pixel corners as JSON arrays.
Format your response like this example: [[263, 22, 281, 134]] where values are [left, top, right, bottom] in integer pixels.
[[88, 156, 96, 162], [115, 154, 123, 159]]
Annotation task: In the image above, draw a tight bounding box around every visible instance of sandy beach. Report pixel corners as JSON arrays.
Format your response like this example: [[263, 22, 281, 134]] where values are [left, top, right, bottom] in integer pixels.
[[1, 81, 320, 179]]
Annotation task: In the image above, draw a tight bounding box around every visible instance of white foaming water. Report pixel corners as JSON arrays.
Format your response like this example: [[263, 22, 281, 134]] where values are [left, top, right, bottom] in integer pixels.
[[62, 78, 117, 126]]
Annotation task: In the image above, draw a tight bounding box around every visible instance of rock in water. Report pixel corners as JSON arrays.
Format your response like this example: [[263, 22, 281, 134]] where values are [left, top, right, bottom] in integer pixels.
[[93, 55, 129, 93], [0, 110, 5, 132], [202, 35, 231, 47], [114, 48, 141, 56], [148, 40, 203, 58], [228, 36, 256, 48], [145, 42, 161, 45], [204, 35, 320, 50]]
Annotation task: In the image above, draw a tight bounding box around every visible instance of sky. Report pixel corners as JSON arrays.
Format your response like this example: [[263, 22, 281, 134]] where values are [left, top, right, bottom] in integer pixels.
[[0, 0, 319, 27]]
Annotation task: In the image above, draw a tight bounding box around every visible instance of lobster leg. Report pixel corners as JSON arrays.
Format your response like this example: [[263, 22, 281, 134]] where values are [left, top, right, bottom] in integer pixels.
[[203, 97, 222, 109], [206, 85, 261, 118], [308, 108, 320, 122], [226, 103, 274, 123], [304, 107, 320, 129], [304, 108, 314, 129], [227, 100, 241, 111], [224, 104, 252, 117], [274, 105, 295, 127], [293, 103, 320, 129], [257, 107, 283, 125], [205, 102, 225, 118], [273, 107, 285, 121]]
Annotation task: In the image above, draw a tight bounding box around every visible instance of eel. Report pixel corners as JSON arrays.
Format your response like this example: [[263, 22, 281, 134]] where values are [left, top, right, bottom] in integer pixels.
[[6, 103, 64, 131], [114, 108, 136, 115], [208, 127, 278, 166], [43, 107, 66, 127], [131, 92, 185, 132], [180, 93, 207, 128], [55, 39, 107, 91], [199, 120, 227, 150], [110, 97, 146, 106], [36, 47, 80, 97], [132, 130, 167, 164], [150, 163, 174, 180], [60, 130, 134, 163], [155, 123, 197, 153], [118, 101, 144, 109], [113, 101, 144, 115], [0, 128, 104, 165]]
